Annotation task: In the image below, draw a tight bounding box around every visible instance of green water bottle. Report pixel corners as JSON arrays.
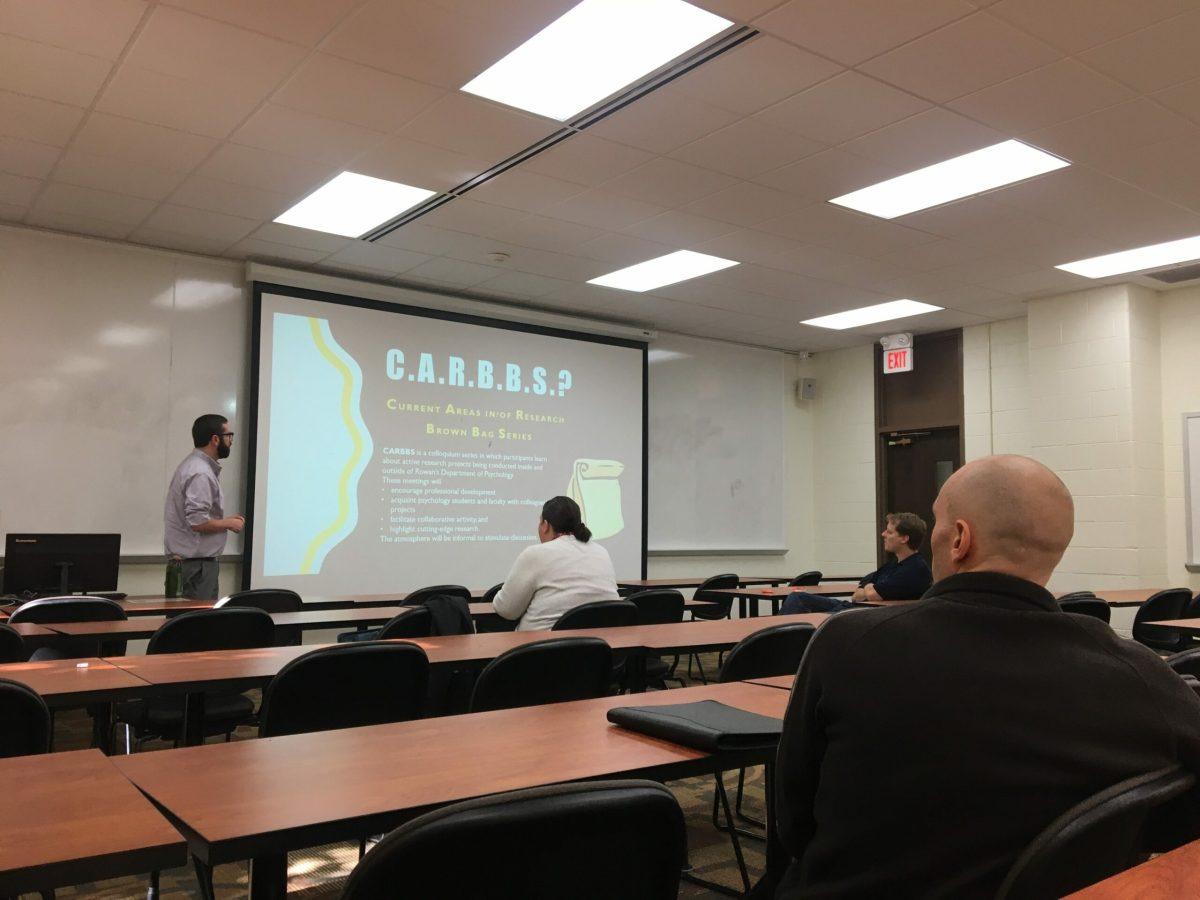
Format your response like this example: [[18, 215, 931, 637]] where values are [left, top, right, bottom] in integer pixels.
[[165, 557, 182, 598]]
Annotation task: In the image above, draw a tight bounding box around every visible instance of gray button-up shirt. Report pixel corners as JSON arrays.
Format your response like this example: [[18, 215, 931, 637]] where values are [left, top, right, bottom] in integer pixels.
[[164, 449, 226, 559]]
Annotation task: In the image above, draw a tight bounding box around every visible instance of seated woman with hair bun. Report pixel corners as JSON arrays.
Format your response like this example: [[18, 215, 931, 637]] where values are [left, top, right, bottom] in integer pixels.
[[492, 495, 620, 631]]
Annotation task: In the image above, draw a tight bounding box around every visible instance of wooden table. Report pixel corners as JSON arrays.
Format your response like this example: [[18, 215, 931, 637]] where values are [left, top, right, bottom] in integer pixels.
[[115, 680, 791, 899], [1139, 617, 1200, 635], [617, 576, 798, 591], [708, 582, 860, 617], [634, 613, 828, 655], [0, 749, 186, 895], [1064, 836, 1200, 897], [0, 657, 153, 707], [1093, 588, 1178, 608], [746, 674, 795, 691], [116, 589, 494, 617]]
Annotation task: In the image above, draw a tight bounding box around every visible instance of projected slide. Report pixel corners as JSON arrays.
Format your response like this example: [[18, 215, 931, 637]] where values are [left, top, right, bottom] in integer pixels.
[[249, 287, 645, 594]]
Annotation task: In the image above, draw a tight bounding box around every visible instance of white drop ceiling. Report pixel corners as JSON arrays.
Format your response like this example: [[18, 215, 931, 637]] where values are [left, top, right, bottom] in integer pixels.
[[4, 0, 1200, 351]]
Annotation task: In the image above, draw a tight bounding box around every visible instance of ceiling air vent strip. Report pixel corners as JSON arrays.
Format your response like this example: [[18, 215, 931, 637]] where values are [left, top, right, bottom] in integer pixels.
[[1145, 262, 1200, 285]]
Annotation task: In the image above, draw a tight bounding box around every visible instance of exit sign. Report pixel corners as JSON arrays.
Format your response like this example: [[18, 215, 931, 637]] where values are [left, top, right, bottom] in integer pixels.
[[884, 347, 913, 374]]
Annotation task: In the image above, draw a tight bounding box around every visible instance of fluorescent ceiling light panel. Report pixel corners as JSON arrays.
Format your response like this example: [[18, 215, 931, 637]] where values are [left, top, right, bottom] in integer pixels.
[[461, 0, 732, 121], [1056, 234, 1200, 278], [802, 299, 942, 330], [588, 250, 738, 292], [829, 140, 1070, 219], [274, 172, 436, 237]]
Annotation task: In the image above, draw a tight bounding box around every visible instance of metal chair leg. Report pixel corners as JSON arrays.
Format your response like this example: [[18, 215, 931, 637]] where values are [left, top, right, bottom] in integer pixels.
[[713, 771, 766, 842], [147, 870, 160, 900], [192, 854, 216, 900], [685, 773, 752, 896], [692, 653, 709, 684], [735, 767, 767, 830]]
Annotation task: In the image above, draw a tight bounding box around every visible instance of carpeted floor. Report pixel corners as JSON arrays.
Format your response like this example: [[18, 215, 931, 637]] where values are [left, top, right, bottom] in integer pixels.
[[37, 650, 769, 899]]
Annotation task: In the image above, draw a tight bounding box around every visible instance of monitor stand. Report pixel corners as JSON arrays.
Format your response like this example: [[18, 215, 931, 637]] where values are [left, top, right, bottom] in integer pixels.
[[52, 561, 74, 596]]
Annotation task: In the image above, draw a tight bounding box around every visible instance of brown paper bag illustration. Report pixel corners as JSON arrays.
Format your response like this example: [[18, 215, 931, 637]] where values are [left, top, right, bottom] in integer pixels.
[[567, 458, 625, 540]]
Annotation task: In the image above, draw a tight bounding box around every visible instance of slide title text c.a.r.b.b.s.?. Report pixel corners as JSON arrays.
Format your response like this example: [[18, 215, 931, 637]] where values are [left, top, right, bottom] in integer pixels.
[[385, 349, 572, 397]]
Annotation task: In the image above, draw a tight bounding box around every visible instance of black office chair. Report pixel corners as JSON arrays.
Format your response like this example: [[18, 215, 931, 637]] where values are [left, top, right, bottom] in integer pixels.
[[789, 570, 823, 587], [376, 606, 433, 640], [216, 588, 303, 645], [0, 623, 26, 663], [627, 590, 684, 688], [259, 642, 429, 738], [714, 623, 817, 841], [9, 596, 128, 660], [341, 780, 686, 900], [1164, 647, 1200, 679], [469, 637, 613, 713], [1059, 597, 1111, 624], [339, 585, 471, 642], [1058, 591, 1097, 602], [996, 766, 1197, 899], [1184, 593, 1200, 619], [684, 574, 740, 684], [552, 599, 639, 630], [1131, 589, 1194, 653], [0, 678, 51, 758], [482, 583, 503, 604], [114, 607, 274, 749]]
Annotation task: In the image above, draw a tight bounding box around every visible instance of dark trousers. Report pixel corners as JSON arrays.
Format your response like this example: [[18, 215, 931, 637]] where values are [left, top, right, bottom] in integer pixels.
[[778, 592, 856, 615]]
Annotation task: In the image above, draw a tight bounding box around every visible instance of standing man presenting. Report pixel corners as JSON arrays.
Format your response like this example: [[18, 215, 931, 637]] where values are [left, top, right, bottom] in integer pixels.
[[164, 414, 244, 600]]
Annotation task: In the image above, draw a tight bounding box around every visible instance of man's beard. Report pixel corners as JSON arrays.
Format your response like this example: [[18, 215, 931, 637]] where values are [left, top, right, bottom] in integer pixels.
[[217, 442, 231, 460]]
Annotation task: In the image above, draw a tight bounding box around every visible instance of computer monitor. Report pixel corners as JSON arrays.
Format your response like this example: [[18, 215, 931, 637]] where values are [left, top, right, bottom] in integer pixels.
[[2, 533, 121, 596]]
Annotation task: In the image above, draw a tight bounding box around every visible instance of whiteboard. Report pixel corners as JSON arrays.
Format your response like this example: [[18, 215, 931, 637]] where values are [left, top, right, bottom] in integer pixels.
[[1185, 412, 1200, 569], [0, 228, 246, 557], [648, 332, 786, 552]]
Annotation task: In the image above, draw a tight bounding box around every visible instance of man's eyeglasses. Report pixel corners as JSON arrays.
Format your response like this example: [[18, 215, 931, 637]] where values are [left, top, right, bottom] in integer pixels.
[[221, 432, 235, 440]]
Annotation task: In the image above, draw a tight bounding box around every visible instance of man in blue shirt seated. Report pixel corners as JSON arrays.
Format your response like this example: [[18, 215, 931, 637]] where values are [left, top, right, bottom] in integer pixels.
[[780, 512, 933, 614]]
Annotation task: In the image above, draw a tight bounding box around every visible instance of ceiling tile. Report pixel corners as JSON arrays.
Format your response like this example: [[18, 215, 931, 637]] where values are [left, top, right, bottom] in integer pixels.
[[0, 33, 112, 106], [753, 147, 903, 201], [272, 54, 444, 134], [0, 135, 60, 179], [696, 228, 805, 266], [227, 237, 329, 265], [520, 134, 653, 187], [875, 237, 993, 271], [53, 148, 186, 200], [1027, 99, 1196, 170], [0, 0, 145, 59], [1106, 133, 1200, 212], [759, 242, 879, 282], [624, 210, 739, 246], [930, 254, 1039, 285], [163, 0, 361, 46], [352, 136, 486, 193], [404, 256, 505, 288], [753, 202, 874, 244], [0, 90, 85, 146], [859, 12, 1061, 103], [33, 182, 155, 225], [420, 198, 530, 242], [683, 182, 808, 227], [121, 6, 304, 94], [230, 103, 387, 166], [575, 232, 674, 265], [475, 269, 572, 299], [821, 220, 940, 257], [196, 144, 337, 197], [688, 0, 789, 24], [503, 213, 604, 252], [755, 0, 975, 65], [588, 90, 740, 155], [72, 113, 218, 172], [988, 0, 1195, 54], [0, 171, 40, 206], [666, 35, 842, 115], [757, 71, 931, 145], [540, 190, 665, 230], [24, 207, 133, 239], [981, 267, 1092, 296], [322, 241, 431, 276], [669, 117, 825, 179], [841, 108, 1006, 170], [400, 93, 556, 160], [168, 174, 291, 220], [96, 66, 262, 139], [948, 59, 1134, 134], [127, 224, 234, 256], [1154, 76, 1200, 125], [250, 222, 350, 253], [375, 223, 510, 260], [143, 203, 257, 244], [1081, 10, 1200, 93], [603, 158, 738, 208], [466, 168, 587, 214]]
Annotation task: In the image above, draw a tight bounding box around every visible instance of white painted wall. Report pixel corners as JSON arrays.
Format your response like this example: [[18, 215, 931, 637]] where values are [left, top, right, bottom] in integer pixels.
[[1160, 285, 1200, 592], [963, 317, 1031, 461]]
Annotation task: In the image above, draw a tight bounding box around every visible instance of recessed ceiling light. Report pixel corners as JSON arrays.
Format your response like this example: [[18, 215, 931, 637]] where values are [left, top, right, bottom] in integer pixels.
[[588, 250, 738, 292], [802, 299, 942, 330], [829, 140, 1070, 219], [461, 0, 732, 121], [1056, 234, 1200, 278], [274, 172, 436, 238]]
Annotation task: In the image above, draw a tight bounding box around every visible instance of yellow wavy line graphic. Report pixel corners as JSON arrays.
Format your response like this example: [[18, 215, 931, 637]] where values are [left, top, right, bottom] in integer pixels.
[[300, 317, 364, 574]]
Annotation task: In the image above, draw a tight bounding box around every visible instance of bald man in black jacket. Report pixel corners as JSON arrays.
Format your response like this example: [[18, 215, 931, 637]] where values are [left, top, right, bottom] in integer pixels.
[[774, 455, 1200, 898]]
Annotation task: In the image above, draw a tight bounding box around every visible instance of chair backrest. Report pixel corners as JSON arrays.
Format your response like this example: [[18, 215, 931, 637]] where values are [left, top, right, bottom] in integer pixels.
[[470, 637, 613, 713], [1131, 589, 1194, 652], [1057, 591, 1097, 602], [1185, 593, 1200, 619], [789, 570, 823, 587], [9, 596, 126, 624], [691, 573, 740, 620], [0, 624, 25, 663], [0, 678, 51, 758], [627, 589, 684, 626], [718, 623, 817, 683], [215, 588, 302, 613], [377, 606, 433, 640], [1059, 597, 1112, 624], [405, 584, 472, 605], [996, 767, 1197, 900], [341, 779, 685, 900], [552, 599, 639, 631], [482, 583, 503, 604], [1164, 647, 1200, 679], [147, 607, 274, 655], [258, 642, 429, 738]]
